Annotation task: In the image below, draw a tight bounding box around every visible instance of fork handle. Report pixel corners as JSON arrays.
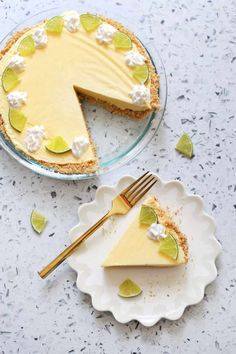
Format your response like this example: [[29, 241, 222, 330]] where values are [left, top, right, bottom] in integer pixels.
[[38, 211, 112, 279]]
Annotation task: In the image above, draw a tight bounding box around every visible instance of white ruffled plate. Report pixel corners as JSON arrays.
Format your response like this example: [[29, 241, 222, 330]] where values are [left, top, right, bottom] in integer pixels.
[[68, 174, 221, 326]]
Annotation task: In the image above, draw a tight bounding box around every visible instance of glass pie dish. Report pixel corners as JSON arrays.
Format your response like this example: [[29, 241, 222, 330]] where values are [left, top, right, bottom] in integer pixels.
[[0, 7, 167, 180]]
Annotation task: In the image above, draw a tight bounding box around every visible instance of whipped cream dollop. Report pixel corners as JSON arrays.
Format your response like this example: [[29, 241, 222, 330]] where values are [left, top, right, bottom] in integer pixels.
[[130, 84, 150, 105], [7, 91, 27, 108], [71, 136, 89, 158], [96, 23, 117, 44], [147, 223, 166, 241], [24, 125, 46, 152], [8, 54, 26, 72], [63, 11, 80, 32], [125, 50, 145, 67], [32, 28, 48, 48]]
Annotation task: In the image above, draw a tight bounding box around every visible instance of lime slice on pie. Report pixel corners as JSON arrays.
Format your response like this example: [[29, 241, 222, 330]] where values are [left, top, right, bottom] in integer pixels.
[[31, 210, 48, 234], [159, 233, 179, 260], [80, 13, 101, 32], [9, 109, 27, 132], [2, 67, 20, 92], [45, 16, 64, 34], [112, 32, 132, 50], [139, 204, 158, 225], [175, 132, 193, 158], [45, 136, 70, 154], [118, 279, 142, 298], [133, 64, 149, 84], [18, 35, 35, 56]]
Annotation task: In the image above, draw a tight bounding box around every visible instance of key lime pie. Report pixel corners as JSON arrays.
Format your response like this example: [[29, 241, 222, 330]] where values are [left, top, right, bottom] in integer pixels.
[[103, 196, 188, 267], [0, 11, 160, 174]]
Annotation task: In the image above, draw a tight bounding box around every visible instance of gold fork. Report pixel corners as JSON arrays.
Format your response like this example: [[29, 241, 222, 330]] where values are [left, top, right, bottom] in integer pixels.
[[38, 172, 158, 279]]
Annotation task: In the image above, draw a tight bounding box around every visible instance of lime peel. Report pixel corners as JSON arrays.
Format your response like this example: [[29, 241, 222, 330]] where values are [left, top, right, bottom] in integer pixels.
[[2, 67, 20, 92], [133, 64, 149, 84], [139, 204, 158, 225], [80, 13, 101, 32], [9, 109, 27, 132], [175, 132, 193, 158], [31, 210, 48, 234], [45, 16, 64, 34], [18, 35, 35, 56], [118, 278, 142, 298], [112, 31, 132, 50], [159, 233, 179, 260], [45, 136, 70, 154]]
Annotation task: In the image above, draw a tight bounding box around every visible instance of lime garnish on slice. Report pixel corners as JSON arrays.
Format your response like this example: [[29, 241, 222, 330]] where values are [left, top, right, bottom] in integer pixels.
[[45, 136, 70, 154], [139, 204, 158, 225], [18, 35, 35, 56], [80, 13, 101, 32], [1, 67, 20, 92], [9, 109, 27, 132], [112, 32, 132, 50], [118, 279, 142, 298], [133, 64, 149, 84], [45, 16, 64, 34], [31, 210, 48, 234], [175, 132, 193, 158], [159, 233, 179, 260]]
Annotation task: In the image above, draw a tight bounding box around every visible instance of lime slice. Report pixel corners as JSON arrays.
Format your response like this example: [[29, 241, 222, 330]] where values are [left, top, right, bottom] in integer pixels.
[[31, 210, 48, 234], [1, 67, 20, 92], [133, 64, 149, 84], [9, 109, 27, 132], [112, 32, 132, 50], [139, 204, 158, 225], [175, 132, 193, 158], [80, 13, 101, 32], [45, 16, 64, 34], [45, 136, 70, 154], [118, 279, 142, 298], [18, 35, 35, 56], [159, 233, 179, 260]]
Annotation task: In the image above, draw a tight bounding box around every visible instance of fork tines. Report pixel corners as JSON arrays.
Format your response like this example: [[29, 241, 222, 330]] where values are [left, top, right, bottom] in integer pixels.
[[121, 172, 158, 206]]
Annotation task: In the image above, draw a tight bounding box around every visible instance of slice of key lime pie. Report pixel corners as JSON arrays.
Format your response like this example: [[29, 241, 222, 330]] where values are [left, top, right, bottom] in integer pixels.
[[0, 11, 159, 174], [103, 196, 188, 267]]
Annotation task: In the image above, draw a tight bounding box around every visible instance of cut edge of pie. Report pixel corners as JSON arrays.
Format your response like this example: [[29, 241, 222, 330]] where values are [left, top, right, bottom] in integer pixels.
[[75, 15, 160, 120], [102, 196, 189, 267], [0, 24, 98, 175], [0, 94, 98, 174]]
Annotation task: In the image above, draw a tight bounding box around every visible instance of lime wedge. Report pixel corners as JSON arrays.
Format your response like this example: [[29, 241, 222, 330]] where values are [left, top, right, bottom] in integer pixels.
[[159, 233, 179, 260], [175, 132, 193, 158], [18, 35, 35, 56], [31, 210, 48, 234], [80, 13, 101, 32], [133, 64, 149, 84], [112, 32, 132, 50], [118, 279, 142, 298], [139, 204, 158, 225], [45, 136, 70, 154], [45, 16, 64, 34], [9, 109, 27, 132], [1, 67, 20, 92]]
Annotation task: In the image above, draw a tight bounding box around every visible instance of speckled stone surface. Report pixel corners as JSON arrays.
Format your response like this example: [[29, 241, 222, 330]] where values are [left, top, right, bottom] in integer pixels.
[[0, 0, 235, 353]]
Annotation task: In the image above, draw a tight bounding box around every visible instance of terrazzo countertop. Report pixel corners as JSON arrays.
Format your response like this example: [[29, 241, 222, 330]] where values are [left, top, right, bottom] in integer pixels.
[[0, 0, 235, 353]]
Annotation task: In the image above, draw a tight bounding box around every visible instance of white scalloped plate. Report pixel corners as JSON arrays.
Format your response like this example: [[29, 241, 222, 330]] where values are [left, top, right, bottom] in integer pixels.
[[68, 174, 221, 326]]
